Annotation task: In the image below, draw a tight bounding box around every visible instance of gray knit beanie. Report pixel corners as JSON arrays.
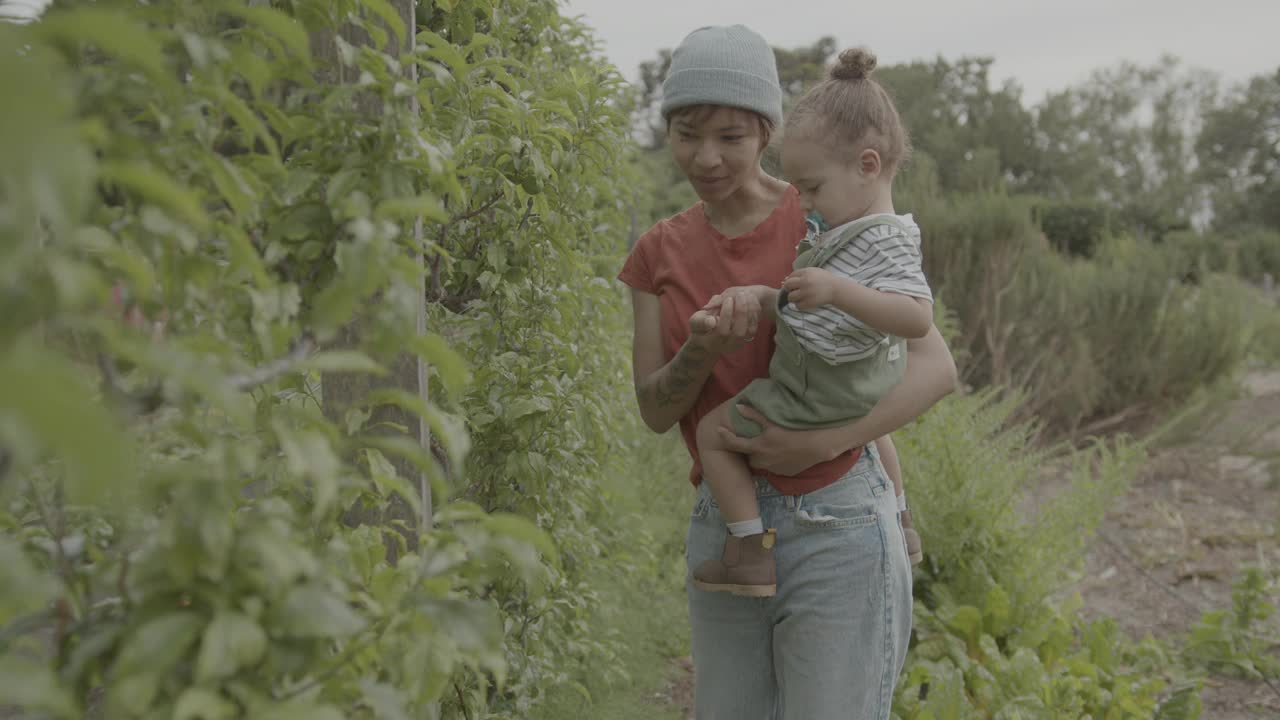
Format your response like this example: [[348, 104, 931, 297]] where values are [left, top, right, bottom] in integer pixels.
[[660, 25, 783, 127]]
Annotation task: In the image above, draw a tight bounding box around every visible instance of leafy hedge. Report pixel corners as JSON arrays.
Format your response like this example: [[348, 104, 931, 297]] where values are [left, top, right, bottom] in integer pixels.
[[1, 1, 649, 718]]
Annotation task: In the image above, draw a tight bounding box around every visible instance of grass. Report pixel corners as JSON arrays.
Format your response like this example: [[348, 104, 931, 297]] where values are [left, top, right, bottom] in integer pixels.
[[529, 430, 693, 720]]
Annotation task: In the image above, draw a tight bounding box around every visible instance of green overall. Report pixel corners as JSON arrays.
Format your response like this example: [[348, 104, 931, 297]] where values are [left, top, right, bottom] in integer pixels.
[[730, 215, 911, 437]]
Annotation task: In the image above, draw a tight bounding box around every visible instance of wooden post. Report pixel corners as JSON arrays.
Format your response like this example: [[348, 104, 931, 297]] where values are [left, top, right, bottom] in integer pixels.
[[314, 1, 432, 549]]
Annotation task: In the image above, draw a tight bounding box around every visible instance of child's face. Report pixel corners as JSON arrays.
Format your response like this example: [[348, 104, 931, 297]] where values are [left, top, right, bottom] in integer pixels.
[[781, 134, 878, 229]]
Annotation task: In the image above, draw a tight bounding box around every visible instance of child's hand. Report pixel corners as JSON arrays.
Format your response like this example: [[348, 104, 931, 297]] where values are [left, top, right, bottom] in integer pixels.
[[689, 307, 719, 335], [782, 268, 838, 310]]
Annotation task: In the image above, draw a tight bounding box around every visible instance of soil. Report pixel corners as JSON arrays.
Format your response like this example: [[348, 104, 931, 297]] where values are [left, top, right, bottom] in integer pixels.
[[1066, 369, 1280, 718]]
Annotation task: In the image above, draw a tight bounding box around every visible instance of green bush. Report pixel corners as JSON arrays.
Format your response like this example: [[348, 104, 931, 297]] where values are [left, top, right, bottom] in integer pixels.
[[893, 390, 1200, 718], [1164, 227, 1280, 284], [0, 1, 661, 718], [1250, 301, 1280, 367], [1035, 201, 1111, 258], [915, 192, 1255, 433], [1183, 568, 1280, 680]]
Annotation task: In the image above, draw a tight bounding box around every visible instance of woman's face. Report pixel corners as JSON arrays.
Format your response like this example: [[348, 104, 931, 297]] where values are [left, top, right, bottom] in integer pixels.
[[668, 106, 768, 203]]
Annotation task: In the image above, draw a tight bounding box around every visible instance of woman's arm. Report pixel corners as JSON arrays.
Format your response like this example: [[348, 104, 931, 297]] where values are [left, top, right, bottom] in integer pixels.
[[630, 288, 761, 433], [717, 325, 958, 474], [875, 435, 903, 494]]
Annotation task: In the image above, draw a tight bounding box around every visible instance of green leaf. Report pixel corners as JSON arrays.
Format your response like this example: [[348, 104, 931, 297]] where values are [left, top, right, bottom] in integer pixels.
[[223, 225, 271, 287], [362, 0, 407, 49], [485, 512, 559, 567], [63, 623, 123, 683], [243, 529, 318, 587], [202, 153, 256, 219], [359, 434, 448, 504], [941, 605, 983, 647], [37, 9, 170, 86], [276, 428, 341, 520], [365, 448, 423, 519], [76, 226, 157, 295], [0, 538, 57, 622], [99, 161, 209, 231], [194, 611, 267, 683], [223, 4, 312, 61], [270, 584, 364, 638], [505, 395, 553, 420], [365, 389, 470, 470], [227, 44, 272, 98], [215, 86, 279, 157], [416, 597, 504, 676], [0, 655, 76, 718], [326, 168, 363, 208], [404, 333, 471, 394], [258, 702, 345, 720], [299, 351, 387, 376], [107, 671, 159, 718], [174, 687, 238, 720], [983, 584, 1012, 638], [0, 345, 134, 505], [360, 681, 410, 720], [373, 195, 448, 222], [417, 30, 468, 75], [115, 612, 204, 677]]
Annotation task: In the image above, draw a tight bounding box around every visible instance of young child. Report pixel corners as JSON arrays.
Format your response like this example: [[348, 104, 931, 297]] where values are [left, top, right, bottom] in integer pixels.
[[691, 47, 933, 596]]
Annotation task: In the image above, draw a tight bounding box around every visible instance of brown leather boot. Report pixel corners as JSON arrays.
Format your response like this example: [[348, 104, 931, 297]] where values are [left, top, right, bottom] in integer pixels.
[[693, 529, 777, 597], [900, 508, 923, 566]]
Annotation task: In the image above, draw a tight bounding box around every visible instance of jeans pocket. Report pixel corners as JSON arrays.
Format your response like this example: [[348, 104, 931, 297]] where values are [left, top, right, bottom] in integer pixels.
[[691, 495, 710, 520], [794, 502, 878, 529]]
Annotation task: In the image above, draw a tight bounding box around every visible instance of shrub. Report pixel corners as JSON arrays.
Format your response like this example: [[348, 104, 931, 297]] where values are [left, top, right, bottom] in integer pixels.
[[1036, 201, 1112, 258], [0, 1, 655, 718], [915, 192, 1255, 433], [893, 390, 1197, 718]]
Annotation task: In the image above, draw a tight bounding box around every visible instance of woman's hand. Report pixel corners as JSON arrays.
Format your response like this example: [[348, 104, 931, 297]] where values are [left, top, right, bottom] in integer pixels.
[[714, 405, 834, 476], [688, 287, 764, 355]]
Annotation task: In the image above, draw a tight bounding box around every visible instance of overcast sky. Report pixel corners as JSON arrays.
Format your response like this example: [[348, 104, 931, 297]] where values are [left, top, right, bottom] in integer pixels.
[[8, 0, 1275, 102], [562, 0, 1280, 102]]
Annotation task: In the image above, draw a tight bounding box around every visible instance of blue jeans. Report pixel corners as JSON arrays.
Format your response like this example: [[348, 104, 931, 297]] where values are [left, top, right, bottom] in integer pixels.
[[685, 443, 913, 719]]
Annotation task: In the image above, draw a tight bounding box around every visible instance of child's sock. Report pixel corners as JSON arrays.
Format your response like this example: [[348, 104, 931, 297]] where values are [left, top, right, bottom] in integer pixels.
[[727, 517, 765, 537]]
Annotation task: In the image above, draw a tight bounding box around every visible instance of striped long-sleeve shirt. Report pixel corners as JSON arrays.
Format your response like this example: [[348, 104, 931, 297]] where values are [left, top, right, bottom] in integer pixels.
[[779, 213, 933, 364]]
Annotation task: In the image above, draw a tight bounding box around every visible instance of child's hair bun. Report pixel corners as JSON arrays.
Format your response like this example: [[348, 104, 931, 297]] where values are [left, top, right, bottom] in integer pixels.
[[831, 48, 877, 81]]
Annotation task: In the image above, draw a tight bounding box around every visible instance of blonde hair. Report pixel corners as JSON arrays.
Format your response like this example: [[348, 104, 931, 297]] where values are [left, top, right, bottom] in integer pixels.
[[789, 48, 911, 173]]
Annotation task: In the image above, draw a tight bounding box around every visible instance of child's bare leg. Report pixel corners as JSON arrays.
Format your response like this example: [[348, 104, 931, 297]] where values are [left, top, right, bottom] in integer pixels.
[[693, 400, 776, 596], [697, 401, 763, 531]]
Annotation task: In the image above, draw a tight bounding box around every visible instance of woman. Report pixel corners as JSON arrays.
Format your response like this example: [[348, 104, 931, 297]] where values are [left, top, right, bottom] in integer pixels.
[[618, 25, 957, 719]]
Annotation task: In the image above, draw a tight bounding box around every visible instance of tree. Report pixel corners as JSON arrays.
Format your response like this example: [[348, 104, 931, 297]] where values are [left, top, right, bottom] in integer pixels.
[[1197, 67, 1280, 232], [877, 57, 1038, 194], [1030, 57, 1218, 239]]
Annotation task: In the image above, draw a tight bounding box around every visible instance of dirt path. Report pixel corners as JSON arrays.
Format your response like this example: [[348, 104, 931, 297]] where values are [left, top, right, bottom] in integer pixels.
[[1069, 369, 1280, 718]]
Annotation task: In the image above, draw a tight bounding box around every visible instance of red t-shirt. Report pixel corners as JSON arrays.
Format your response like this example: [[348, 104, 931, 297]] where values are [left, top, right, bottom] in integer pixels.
[[618, 187, 861, 495]]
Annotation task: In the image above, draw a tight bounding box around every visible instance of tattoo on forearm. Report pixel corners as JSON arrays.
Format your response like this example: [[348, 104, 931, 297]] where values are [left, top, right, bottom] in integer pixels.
[[653, 343, 712, 408]]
